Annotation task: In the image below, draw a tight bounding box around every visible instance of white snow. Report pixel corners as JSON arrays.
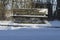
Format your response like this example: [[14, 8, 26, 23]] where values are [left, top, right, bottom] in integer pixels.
[[0, 28, 60, 40], [0, 21, 60, 40], [0, 20, 60, 30], [49, 20, 60, 27]]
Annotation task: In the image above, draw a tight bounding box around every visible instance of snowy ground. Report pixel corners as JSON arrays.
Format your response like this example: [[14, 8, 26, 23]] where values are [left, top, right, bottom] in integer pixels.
[[0, 21, 60, 40], [0, 28, 60, 40], [49, 20, 60, 27], [0, 20, 60, 30]]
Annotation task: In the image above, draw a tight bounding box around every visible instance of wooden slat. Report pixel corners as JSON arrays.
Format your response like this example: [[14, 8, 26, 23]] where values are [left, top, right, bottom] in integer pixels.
[[12, 15, 48, 18]]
